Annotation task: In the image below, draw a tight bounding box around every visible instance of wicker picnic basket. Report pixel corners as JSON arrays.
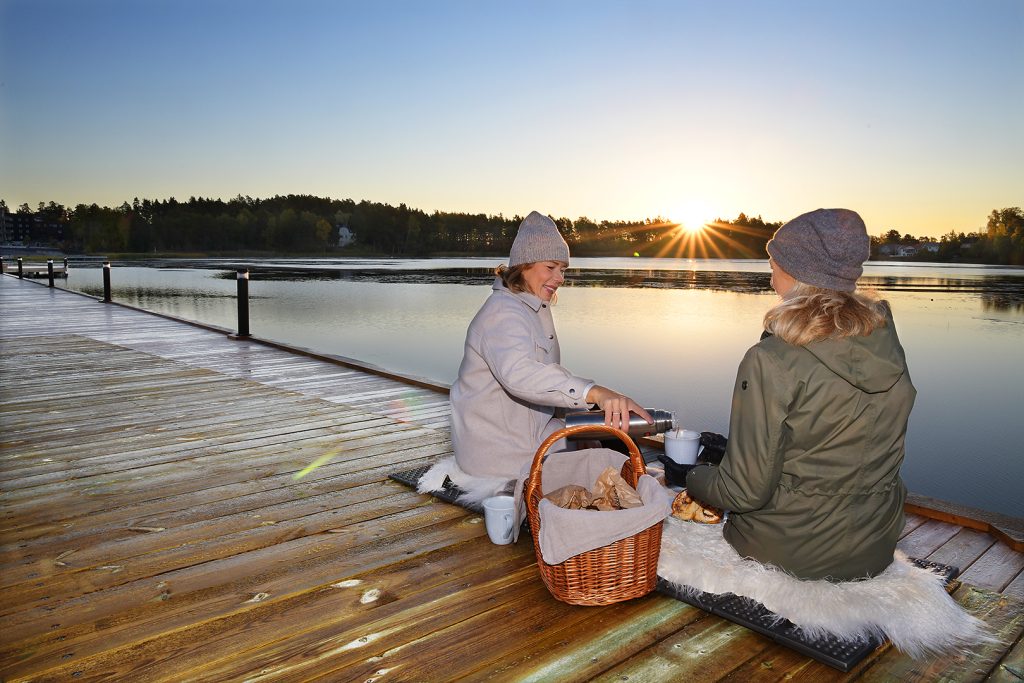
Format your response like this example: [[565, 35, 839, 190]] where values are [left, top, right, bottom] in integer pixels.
[[524, 424, 664, 606]]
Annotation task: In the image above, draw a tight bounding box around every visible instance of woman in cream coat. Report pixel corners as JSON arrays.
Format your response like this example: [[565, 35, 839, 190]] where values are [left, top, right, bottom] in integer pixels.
[[421, 211, 649, 500]]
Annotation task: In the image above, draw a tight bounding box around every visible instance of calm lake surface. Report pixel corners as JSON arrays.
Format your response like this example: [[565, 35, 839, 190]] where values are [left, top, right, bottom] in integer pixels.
[[58, 257, 1024, 519]]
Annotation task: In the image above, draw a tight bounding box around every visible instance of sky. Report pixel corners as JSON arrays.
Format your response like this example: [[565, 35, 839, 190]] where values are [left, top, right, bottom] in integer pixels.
[[1, 0, 1021, 238]]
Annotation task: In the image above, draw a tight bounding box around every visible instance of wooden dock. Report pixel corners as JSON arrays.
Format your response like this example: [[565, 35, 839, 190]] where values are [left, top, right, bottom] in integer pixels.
[[0, 260, 69, 279], [1, 274, 1022, 682]]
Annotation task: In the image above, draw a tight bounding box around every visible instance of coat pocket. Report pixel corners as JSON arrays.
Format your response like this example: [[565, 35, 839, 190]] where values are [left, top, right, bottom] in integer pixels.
[[534, 337, 554, 362]]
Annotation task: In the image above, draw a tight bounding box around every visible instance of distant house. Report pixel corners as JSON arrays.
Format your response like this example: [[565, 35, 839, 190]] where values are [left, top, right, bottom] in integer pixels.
[[895, 245, 918, 258], [1, 210, 64, 245], [337, 225, 356, 247], [877, 244, 897, 257], [920, 241, 940, 254]]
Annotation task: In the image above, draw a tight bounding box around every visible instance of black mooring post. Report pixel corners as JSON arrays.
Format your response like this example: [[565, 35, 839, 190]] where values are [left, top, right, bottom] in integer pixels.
[[47, 259, 54, 287], [17, 257, 24, 278], [63, 257, 69, 273], [0, 256, 5, 274], [235, 269, 250, 338], [102, 261, 112, 302]]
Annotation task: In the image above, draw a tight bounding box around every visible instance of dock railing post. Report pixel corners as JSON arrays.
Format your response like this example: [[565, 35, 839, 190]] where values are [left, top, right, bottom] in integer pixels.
[[234, 269, 251, 338], [47, 259, 55, 287], [0, 256, 5, 274], [17, 257, 24, 278], [63, 257, 69, 275], [102, 262, 112, 302]]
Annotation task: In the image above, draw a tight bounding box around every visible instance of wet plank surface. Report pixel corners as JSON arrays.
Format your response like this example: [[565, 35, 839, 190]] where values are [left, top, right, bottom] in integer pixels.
[[1, 274, 1022, 681]]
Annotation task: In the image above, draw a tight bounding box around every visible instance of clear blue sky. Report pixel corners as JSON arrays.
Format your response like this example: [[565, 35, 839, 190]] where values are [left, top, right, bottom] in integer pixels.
[[2, 0, 1021, 237]]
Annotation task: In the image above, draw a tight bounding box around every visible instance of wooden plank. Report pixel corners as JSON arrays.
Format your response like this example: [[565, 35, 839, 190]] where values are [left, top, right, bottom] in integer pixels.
[[907, 494, 1024, 553], [898, 519, 963, 559], [441, 596, 699, 683], [959, 542, 1024, 593], [928, 528, 997, 575], [588, 609, 774, 682], [901, 513, 929, 538], [986, 629, 1024, 682], [997, 568, 1024, 604]]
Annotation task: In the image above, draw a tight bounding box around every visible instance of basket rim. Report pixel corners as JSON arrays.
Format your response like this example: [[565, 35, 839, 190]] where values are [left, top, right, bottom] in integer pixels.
[[524, 424, 646, 520]]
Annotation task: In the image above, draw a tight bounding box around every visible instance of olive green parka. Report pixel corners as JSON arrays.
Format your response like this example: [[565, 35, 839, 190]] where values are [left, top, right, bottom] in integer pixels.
[[686, 306, 916, 581]]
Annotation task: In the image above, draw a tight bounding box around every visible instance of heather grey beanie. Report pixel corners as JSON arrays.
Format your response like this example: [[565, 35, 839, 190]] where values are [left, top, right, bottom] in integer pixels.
[[508, 211, 570, 267], [766, 208, 869, 292]]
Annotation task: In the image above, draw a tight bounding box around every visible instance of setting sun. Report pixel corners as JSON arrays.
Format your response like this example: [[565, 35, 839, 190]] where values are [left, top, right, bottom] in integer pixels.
[[672, 201, 716, 235]]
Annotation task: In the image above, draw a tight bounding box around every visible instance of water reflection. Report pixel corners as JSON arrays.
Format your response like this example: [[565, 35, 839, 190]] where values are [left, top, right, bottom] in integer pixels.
[[866, 277, 1024, 312], [196, 266, 1024, 308]]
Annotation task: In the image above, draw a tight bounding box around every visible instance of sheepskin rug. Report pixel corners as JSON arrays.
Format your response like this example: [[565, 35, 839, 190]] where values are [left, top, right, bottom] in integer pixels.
[[416, 455, 514, 510], [658, 517, 994, 659]]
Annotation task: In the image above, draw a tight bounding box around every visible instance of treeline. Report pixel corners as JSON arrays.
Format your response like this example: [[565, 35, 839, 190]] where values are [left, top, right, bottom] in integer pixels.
[[870, 208, 1024, 265], [2, 195, 779, 258], [3, 196, 1021, 264]]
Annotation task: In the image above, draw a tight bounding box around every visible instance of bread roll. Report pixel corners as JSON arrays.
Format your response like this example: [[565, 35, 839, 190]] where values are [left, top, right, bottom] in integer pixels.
[[671, 490, 723, 524]]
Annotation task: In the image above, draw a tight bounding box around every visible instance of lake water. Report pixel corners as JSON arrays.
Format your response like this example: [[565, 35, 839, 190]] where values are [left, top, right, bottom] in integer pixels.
[[56, 257, 1024, 519]]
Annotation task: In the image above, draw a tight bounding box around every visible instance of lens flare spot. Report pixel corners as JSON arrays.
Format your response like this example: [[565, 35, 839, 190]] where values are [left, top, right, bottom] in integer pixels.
[[293, 450, 338, 480], [384, 392, 432, 424]]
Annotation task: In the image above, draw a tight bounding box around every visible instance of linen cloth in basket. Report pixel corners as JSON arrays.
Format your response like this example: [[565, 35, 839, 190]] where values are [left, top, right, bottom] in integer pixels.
[[513, 448, 673, 564]]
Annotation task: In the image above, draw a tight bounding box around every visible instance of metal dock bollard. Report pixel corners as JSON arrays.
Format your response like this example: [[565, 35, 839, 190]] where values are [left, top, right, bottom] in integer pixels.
[[234, 269, 251, 338], [102, 262, 112, 302]]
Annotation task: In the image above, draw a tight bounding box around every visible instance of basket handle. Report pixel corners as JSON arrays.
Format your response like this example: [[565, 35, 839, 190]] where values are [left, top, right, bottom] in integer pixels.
[[524, 424, 646, 518]]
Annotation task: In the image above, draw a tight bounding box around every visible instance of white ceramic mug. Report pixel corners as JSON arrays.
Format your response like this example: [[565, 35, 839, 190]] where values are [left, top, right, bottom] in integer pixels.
[[664, 429, 702, 465], [482, 495, 515, 545]]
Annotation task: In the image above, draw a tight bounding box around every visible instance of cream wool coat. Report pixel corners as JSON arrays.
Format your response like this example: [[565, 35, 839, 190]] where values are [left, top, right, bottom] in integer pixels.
[[450, 279, 594, 480]]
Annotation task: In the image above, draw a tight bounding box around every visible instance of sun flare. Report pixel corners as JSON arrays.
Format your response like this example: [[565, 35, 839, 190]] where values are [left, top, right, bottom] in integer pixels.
[[672, 201, 715, 235]]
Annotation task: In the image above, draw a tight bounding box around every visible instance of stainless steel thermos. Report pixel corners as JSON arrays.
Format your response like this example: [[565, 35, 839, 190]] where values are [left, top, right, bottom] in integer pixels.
[[563, 408, 675, 439]]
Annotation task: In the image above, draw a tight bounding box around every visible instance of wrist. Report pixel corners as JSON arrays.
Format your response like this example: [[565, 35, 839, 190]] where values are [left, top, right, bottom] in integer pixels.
[[684, 463, 713, 486]]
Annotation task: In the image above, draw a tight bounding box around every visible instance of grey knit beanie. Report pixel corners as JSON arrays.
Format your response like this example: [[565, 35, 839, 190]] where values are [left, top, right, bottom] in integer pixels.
[[766, 208, 869, 292], [508, 211, 570, 267]]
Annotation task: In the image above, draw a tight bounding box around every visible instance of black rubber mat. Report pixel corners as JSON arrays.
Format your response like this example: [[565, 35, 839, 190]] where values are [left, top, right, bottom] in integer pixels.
[[656, 558, 959, 672], [389, 464, 466, 505]]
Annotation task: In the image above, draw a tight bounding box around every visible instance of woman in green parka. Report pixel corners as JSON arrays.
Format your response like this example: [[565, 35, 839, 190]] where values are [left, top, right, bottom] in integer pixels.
[[685, 208, 916, 581]]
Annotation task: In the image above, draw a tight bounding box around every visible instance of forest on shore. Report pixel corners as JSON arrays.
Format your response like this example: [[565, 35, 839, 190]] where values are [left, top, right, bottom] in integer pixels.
[[3, 196, 1022, 265]]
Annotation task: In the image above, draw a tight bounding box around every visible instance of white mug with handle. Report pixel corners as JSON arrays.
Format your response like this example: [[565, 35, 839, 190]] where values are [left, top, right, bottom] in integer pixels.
[[482, 495, 515, 545]]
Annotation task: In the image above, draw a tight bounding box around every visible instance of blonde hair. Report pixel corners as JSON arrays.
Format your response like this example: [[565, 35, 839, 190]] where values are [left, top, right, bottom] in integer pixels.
[[764, 282, 887, 346]]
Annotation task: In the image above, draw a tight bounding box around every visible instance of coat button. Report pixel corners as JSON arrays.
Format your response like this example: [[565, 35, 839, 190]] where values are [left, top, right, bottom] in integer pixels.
[[569, 389, 575, 394], [548, 335, 554, 340], [542, 304, 547, 308]]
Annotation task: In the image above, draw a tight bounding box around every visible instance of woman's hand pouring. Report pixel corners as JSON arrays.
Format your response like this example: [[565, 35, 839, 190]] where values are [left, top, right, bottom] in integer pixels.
[[585, 385, 653, 432]]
